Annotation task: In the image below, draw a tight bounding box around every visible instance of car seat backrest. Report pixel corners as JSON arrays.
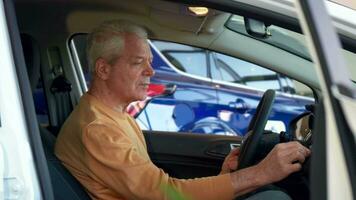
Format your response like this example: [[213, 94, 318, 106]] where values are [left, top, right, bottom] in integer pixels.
[[39, 126, 91, 200], [21, 34, 90, 200]]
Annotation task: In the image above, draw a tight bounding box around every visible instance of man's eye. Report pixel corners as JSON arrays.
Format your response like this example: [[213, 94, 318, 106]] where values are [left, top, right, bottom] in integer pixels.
[[133, 60, 143, 65]]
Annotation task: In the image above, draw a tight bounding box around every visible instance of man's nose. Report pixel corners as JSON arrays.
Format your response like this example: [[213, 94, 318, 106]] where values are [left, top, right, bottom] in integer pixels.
[[144, 62, 155, 77]]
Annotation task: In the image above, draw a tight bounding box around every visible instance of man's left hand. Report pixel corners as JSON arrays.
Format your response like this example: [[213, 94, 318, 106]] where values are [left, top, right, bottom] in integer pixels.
[[220, 148, 240, 174]]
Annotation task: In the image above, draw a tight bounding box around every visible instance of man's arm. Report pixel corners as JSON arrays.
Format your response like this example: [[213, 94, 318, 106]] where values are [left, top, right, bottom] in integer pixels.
[[83, 123, 236, 200]]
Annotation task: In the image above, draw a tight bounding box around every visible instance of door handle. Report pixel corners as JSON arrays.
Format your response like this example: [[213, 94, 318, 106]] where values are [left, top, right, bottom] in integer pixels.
[[230, 143, 240, 150], [206, 142, 241, 157], [229, 98, 250, 112]]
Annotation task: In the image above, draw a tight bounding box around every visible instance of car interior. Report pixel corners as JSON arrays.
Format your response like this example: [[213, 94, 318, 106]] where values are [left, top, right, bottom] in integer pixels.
[[9, 0, 356, 199]]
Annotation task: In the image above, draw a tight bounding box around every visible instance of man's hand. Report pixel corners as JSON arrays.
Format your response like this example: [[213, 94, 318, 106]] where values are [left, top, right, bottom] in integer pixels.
[[255, 141, 311, 184], [220, 148, 240, 174], [228, 141, 310, 197]]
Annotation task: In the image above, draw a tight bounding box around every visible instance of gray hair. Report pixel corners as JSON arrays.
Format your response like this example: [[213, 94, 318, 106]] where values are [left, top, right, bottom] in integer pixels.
[[87, 20, 148, 73]]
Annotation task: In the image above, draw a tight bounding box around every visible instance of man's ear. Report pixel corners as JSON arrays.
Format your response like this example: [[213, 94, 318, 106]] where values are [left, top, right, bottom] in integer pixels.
[[94, 58, 111, 80]]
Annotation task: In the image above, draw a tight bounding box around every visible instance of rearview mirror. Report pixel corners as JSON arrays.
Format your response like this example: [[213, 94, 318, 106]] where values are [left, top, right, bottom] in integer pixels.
[[244, 18, 269, 38]]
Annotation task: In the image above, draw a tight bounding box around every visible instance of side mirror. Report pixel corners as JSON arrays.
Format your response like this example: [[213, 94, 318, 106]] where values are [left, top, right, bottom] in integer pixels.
[[229, 98, 250, 114], [162, 83, 177, 96], [244, 18, 269, 39], [127, 83, 177, 118], [147, 83, 177, 97]]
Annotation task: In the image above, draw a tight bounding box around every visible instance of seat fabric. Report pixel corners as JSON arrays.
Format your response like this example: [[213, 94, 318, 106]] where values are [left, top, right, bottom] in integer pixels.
[[40, 126, 91, 200]]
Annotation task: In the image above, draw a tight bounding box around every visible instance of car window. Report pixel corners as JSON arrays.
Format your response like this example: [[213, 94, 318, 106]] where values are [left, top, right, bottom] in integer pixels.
[[70, 34, 91, 85], [155, 40, 313, 97], [212, 52, 314, 96]]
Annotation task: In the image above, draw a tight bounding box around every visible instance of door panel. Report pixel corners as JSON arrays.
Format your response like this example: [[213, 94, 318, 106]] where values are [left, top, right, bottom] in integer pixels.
[[143, 131, 242, 178]]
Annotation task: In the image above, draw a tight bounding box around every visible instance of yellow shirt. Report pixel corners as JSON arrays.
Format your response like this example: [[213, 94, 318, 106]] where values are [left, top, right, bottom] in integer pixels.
[[55, 93, 234, 200]]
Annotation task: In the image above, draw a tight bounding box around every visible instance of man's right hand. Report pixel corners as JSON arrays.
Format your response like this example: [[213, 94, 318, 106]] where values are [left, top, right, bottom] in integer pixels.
[[255, 141, 311, 184], [229, 141, 310, 197]]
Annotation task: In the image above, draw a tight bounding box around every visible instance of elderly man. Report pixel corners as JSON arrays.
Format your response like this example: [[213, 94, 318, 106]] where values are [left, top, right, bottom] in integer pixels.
[[55, 20, 310, 200]]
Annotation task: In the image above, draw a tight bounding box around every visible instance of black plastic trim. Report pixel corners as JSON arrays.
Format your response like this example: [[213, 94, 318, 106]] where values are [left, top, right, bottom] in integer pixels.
[[3, 0, 54, 199], [340, 34, 356, 54], [310, 102, 327, 200]]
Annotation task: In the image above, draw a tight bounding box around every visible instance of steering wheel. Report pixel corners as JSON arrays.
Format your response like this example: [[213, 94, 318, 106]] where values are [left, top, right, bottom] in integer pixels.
[[237, 89, 276, 170]]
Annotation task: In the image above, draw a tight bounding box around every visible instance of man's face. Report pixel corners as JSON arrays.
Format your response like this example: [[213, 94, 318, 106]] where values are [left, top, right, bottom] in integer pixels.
[[106, 33, 154, 104]]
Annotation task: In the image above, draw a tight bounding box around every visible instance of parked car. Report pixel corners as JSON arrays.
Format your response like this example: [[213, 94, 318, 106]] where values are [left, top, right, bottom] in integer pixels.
[[0, 0, 355, 199]]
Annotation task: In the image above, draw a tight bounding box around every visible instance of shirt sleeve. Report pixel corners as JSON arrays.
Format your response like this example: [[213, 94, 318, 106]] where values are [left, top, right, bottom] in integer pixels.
[[82, 122, 235, 200]]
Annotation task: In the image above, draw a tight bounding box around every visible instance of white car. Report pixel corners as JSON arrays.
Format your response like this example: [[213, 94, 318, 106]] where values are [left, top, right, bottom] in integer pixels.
[[0, 0, 355, 199]]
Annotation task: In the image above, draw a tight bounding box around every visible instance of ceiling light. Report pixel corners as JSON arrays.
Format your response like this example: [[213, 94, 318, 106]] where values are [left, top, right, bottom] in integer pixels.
[[188, 7, 209, 17]]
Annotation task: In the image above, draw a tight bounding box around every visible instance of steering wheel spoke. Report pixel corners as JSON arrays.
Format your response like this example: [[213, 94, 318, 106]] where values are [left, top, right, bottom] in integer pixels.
[[238, 89, 276, 170]]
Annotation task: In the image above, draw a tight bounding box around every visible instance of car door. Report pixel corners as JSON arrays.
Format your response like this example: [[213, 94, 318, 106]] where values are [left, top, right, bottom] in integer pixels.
[[295, 1, 356, 199], [0, 0, 53, 199]]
